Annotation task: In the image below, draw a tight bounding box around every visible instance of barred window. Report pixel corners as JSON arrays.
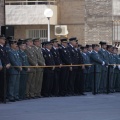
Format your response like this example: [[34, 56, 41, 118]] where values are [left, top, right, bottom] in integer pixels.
[[26, 29, 48, 42]]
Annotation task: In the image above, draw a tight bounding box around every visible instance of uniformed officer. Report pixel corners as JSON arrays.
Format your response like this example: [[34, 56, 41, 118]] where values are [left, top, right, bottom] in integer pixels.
[[112, 47, 120, 92], [98, 41, 109, 93], [74, 41, 85, 95], [67, 37, 78, 95], [17, 39, 30, 100], [25, 38, 38, 98], [33, 38, 45, 98], [106, 45, 116, 93], [90, 44, 105, 94], [41, 41, 46, 53], [50, 38, 62, 96], [59, 38, 72, 96], [7, 39, 22, 102], [81, 46, 91, 92], [0, 59, 2, 71], [86, 45, 93, 57], [0, 35, 11, 102], [42, 41, 55, 97]]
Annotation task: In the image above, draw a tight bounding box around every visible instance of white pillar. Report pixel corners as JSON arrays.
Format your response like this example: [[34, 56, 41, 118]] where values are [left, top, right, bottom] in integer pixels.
[[47, 17, 50, 41]]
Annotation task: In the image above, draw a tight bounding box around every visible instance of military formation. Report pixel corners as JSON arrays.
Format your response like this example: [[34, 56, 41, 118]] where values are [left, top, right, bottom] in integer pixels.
[[0, 34, 120, 102]]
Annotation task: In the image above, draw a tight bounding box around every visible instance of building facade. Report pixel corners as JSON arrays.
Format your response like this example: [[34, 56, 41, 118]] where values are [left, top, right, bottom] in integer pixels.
[[0, 0, 120, 45]]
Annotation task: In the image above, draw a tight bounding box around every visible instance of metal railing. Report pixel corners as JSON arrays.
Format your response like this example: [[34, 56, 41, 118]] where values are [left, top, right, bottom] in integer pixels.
[[1, 64, 120, 103], [5, 0, 57, 5]]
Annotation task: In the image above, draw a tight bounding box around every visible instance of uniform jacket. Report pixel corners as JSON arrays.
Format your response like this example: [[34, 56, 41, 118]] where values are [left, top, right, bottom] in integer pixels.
[[8, 48, 22, 74], [43, 49, 55, 69], [0, 45, 10, 66], [90, 51, 103, 73], [18, 49, 29, 71], [25, 46, 38, 66], [58, 45, 72, 65], [33, 46, 45, 66]]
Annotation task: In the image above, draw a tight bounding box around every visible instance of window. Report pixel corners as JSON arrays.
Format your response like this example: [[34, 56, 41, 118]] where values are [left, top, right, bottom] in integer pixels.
[[26, 29, 48, 42]]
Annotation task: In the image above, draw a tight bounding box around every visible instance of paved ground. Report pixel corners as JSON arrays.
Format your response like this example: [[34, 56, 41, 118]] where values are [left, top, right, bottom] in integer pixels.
[[0, 93, 120, 120]]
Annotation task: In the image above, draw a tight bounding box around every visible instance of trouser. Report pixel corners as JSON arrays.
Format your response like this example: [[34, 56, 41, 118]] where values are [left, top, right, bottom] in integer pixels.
[[99, 67, 108, 92], [92, 72, 101, 94], [0, 70, 4, 101], [109, 67, 114, 92], [59, 67, 69, 96], [52, 69, 60, 96], [19, 70, 28, 99], [113, 69, 119, 91], [35, 68, 43, 96], [8, 72, 20, 100], [68, 69, 77, 95], [26, 68, 36, 97], [84, 67, 91, 92], [41, 68, 54, 97]]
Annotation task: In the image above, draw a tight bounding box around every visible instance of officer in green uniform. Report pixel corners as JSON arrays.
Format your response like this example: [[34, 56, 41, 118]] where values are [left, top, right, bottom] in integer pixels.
[[112, 47, 120, 92], [8, 40, 22, 102], [98, 41, 109, 93], [81, 46, 91, 92], [17, 39, 30, 100], [106, 45, 116, 93], [90, 44, 105, 94]]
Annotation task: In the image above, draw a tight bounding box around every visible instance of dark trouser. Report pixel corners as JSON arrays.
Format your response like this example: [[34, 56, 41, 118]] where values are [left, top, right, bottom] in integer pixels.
[[99, 67, 108, 93], [8, 72, 20, 100], [113, 69, 119, 91], [52, 69, 60, 96], [59, 67, 69, 96], [68, 69, 77, 95], [0, 70, 4, 101], [19, 70, 28, 99], [41, 68, 54, 97]]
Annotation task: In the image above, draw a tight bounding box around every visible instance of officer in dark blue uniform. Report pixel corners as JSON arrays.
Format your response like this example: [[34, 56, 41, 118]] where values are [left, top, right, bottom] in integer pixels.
[[0, 35, 11, 102], [41, 41, 46, 53], [0, 59, 2, 70], [8, 39, 22, 102], [17, 39, 30, 100], [67, 37, 78, 95], [58, 38, 72, 96], [50, 38, 62, 96], [74, 41, 85, 95], [42, 41, 55, 97]]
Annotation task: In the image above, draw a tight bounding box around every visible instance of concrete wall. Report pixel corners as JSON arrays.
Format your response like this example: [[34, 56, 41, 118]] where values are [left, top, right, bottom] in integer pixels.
[[57, 0, 85, 44], [0, 0, 5, 34], [85, 0, 113, 44]]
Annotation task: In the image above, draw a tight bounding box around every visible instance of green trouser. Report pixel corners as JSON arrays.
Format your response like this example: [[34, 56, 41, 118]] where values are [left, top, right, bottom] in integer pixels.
[[35, 68, 44, 96], [99, 66, 107, 92], [92, 72, 101, 93], [26, 68, 36, 97]]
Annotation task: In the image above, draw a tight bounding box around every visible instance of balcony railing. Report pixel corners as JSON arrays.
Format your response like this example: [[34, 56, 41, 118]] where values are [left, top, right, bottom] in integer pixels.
[[5, 0, 57, 5]]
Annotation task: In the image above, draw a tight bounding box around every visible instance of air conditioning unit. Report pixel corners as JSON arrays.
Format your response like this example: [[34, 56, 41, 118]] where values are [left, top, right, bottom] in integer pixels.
[[55, 25, 68, 36]]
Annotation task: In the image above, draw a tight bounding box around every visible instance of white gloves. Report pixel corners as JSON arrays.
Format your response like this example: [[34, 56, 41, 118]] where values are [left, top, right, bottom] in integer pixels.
[[102, 61, 105, 66]]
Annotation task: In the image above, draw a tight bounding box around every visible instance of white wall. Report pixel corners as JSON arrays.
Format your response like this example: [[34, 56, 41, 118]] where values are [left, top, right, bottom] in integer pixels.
[[5, 5, 57, 25]]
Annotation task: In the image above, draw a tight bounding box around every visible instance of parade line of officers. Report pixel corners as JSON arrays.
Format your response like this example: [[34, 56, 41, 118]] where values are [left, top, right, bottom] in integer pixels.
[[0, 35, 120, 102]]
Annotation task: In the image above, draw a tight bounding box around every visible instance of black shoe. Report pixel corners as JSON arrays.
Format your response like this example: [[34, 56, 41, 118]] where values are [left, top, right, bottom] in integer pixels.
[[80, 93, 87, 96], [9, 99, 15, 102]]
